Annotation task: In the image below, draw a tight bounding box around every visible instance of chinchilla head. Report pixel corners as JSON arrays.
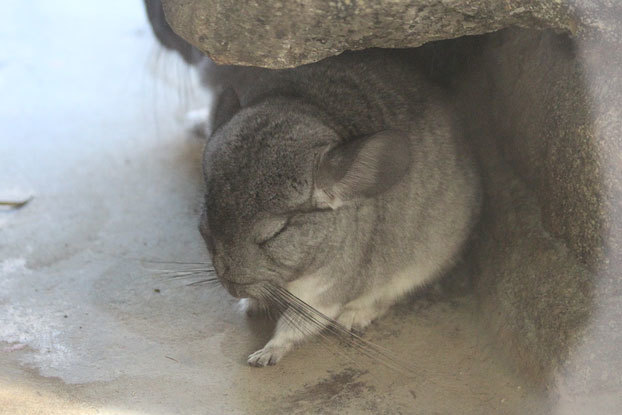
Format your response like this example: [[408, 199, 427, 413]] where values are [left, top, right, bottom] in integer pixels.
[[200, 92, 411, 299]]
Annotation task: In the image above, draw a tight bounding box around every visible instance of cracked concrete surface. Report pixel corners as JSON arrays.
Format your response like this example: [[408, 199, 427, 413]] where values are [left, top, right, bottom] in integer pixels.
[[1, 1, 547, 414]]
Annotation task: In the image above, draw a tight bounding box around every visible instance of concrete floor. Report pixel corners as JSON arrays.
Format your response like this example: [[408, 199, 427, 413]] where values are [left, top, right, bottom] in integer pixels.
[[0, 1, 549, 414]]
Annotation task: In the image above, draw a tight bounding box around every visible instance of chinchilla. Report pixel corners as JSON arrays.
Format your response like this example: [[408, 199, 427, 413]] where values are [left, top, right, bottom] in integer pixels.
[[142, 1, 481, 368], [198, 49, 482, 366]]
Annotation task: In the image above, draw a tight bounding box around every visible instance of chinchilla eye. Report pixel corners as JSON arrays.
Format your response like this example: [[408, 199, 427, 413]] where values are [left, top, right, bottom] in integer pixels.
[[254, 218, 289, 245]]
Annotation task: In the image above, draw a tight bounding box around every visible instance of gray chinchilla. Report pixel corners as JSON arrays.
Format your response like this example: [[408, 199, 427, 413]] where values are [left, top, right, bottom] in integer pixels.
[[199, 49, 482, 366], [140, 8, 482, 363]]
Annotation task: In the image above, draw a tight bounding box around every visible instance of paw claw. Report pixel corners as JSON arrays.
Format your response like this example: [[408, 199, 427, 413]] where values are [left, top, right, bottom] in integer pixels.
[[337, 308, 376, 333], [247, 345, 286, 367], [350, 327, 364, 337]]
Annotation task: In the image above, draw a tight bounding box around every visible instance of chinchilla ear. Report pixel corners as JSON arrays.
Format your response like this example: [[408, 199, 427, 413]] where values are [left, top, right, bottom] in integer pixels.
[[209, 87, 241, 134], [313, 130, 411, 209]]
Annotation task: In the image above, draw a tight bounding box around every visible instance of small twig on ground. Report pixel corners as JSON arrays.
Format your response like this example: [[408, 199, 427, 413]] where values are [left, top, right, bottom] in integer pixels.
[[0, 197, 33, 209]]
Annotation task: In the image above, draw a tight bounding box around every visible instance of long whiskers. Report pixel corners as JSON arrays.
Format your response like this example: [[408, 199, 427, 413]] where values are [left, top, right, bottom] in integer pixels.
[[136, 258, 416, 375], [139, 258, 220, 287], [139, 259, 214, 266], [186, 278, 221, 287], [258, 285, 357, 364], [259, 282, 418, 376]]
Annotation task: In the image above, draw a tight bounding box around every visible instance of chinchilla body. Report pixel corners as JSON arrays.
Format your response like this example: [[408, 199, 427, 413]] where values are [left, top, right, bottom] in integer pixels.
[[141, 3, 481, 362], [199, 49, 482, 365]]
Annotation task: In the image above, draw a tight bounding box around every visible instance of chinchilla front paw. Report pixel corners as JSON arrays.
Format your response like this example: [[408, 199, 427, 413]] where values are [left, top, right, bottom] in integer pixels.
[[247, 344, 288, 367]]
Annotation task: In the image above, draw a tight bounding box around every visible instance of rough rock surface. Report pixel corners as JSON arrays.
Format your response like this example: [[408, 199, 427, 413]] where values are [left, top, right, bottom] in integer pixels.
[[481, 32, 622, 408], [414, 28, 622, 410], [161, 0, 622, 68]]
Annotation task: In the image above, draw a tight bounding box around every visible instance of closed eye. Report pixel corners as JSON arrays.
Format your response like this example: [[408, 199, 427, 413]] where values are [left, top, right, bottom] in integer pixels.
[[255, 218, 289, 245]]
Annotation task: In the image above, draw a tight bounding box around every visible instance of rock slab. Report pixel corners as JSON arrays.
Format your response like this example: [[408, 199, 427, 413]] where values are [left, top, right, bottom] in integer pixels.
[[161, 0, 622, 68]]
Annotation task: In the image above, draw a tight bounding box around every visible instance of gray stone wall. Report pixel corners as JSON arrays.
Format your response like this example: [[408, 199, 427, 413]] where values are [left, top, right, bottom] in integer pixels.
[[446, 30, 622, 401], [161, 0, 622, 68]]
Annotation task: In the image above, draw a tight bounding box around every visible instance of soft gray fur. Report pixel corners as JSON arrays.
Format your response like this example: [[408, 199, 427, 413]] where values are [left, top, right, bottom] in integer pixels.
[[199, 50, 482, 366], [139, 3, 481, 364]]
